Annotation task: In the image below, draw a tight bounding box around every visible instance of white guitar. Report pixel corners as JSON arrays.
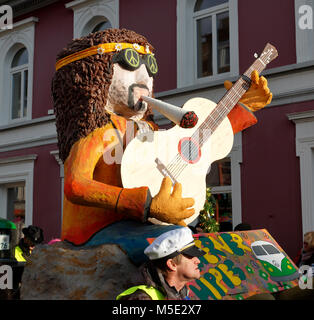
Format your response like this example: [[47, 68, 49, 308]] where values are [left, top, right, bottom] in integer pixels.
[[121, 43, 278, 225]]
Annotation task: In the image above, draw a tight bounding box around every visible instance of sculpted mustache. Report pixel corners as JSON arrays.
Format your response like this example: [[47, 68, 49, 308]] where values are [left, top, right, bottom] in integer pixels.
[[127, 83, 149, 108]]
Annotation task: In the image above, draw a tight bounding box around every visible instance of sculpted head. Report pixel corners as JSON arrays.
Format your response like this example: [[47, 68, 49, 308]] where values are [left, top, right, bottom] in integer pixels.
[[52, 28, 156, 162]]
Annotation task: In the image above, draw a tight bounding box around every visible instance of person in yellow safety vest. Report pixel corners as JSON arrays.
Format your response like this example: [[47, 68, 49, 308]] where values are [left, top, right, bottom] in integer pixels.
[[15, 225, 44, 262], [116, 227, 205, 300]]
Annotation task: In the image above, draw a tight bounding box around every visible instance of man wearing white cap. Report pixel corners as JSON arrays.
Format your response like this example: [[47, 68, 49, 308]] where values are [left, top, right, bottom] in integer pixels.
[[116, 227, 205, 300]]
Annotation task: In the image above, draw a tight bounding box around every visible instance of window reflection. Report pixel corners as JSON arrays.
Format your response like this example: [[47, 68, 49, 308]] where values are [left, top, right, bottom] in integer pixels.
[[197, 16, 213, 77], [194, 0, 228, 12], [207, 158, 231, 186], [11, 48, 28, 68], [92, 20, 112, 33], [6, 184, 25, 246], [217, 12, 230, 73], [207, 158, 232, 226], [10, 47, 29, 120]]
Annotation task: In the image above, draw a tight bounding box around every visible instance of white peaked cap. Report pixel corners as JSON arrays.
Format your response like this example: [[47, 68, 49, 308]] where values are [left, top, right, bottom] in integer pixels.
[[144, 227, 205, 260]]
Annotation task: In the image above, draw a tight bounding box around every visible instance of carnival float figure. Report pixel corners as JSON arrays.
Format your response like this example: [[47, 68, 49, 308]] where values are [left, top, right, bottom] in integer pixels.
[[52, 28, 272, 254]]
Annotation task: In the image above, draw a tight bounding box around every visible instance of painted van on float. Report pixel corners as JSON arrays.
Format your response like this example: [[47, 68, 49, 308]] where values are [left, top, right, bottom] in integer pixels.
[[251, 240, 298, 282]]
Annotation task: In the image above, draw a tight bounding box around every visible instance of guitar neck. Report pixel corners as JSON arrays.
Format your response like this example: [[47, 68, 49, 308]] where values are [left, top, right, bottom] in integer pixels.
[[166, 43, 278, 180], [199, 58, 266, 137]]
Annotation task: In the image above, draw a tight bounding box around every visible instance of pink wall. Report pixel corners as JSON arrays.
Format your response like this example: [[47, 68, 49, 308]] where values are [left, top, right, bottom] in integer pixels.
[[241, 101, 314, 258], [237, 0, 302, 258], [0, 144, 62, 243], [17, 0, 73, 119], [7, 0, 307, 256], [9, 1, 72, 241], [119, 0, 177, 93], [238, 0, 296, 73], [32, 144, 62, 241]]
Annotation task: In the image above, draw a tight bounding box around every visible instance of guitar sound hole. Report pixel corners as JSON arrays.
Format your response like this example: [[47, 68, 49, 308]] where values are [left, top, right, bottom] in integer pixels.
[[178, 137, 201, 164]]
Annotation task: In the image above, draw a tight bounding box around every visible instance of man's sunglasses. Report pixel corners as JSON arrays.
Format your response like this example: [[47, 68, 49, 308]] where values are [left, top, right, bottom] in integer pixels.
[[112, 48, 158, 77]]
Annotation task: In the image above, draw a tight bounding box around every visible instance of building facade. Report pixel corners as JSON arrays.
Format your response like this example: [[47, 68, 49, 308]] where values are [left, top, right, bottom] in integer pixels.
[[0, 0, 313, 258]]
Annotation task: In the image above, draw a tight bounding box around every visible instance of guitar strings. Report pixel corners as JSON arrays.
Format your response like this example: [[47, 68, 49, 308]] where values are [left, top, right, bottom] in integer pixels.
[[164, 59, 266, 181], [171, 80, 245, 171], [167, 82, 244, 180], [166, 83, 243, 176], [174, 50, 272, 169], [166, 81, 247, 180], [171, 52, 275, 181]]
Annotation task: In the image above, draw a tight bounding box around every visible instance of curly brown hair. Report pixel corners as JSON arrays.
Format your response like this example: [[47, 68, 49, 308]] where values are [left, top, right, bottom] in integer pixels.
[[51, 28, 155, 162]]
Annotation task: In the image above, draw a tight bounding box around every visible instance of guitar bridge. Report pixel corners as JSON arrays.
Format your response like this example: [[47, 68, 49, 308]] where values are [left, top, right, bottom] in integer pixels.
[[155, 158, 178, 185]]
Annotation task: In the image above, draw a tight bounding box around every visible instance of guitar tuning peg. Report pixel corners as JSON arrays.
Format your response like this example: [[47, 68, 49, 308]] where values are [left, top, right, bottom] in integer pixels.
[[254, 53, 259, 58]]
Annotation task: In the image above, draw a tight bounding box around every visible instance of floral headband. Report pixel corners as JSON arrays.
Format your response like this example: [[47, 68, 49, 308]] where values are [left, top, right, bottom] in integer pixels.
[[55, 42, 152, 71]]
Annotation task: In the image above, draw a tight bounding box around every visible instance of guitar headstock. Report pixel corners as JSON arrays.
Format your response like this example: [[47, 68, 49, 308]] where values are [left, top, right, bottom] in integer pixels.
[[259, 43, 278, 65]]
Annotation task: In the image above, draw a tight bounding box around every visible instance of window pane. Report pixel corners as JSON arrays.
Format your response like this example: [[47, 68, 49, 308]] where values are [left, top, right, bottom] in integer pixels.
[[194, 0, 228, 12], [92, 20, 112, 33], [7, 184, 25, 246], [217, 12, 230, 73], [252, 245, 268, 256], [262, 244, 281, 255], [11, 48, 28, 68], [23, 70, 28, 117], [197, 16, 212, 78], [11, 72, 21, 119], [207, 158, 231, 186], [7, 186, 25, 223], [214, 193, 232, 224]]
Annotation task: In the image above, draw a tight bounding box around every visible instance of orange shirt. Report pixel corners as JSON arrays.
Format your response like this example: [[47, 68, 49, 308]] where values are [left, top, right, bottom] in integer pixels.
[[61, 106, 255, 245], [61, 114, 154, 244]]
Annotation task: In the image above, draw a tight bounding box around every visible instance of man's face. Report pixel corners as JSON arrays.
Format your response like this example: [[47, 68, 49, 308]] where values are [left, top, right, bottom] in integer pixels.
[[175, 255, 201, 281], [106, 63, 153, 120]]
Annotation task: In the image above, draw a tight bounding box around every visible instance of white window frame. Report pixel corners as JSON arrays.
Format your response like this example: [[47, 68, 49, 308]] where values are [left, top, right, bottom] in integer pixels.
[[230, 132, 242, 227], [0, 155, 37, 226], [0, 17, 37, 126], [288, 110, 314, 234], [10, 49, 29, 122], [65, 0, 119, 38], [295, 0, 314, 63], [177, 0, 239, 88]]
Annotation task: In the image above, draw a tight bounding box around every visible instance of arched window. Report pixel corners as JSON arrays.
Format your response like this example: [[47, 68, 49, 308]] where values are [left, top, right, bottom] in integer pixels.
[[66, 0, 118, 38], [0, 17, 36, 126], [10, 47, 29, 120], [81, 16, 112, 36], [91, 19, 112, 33]]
